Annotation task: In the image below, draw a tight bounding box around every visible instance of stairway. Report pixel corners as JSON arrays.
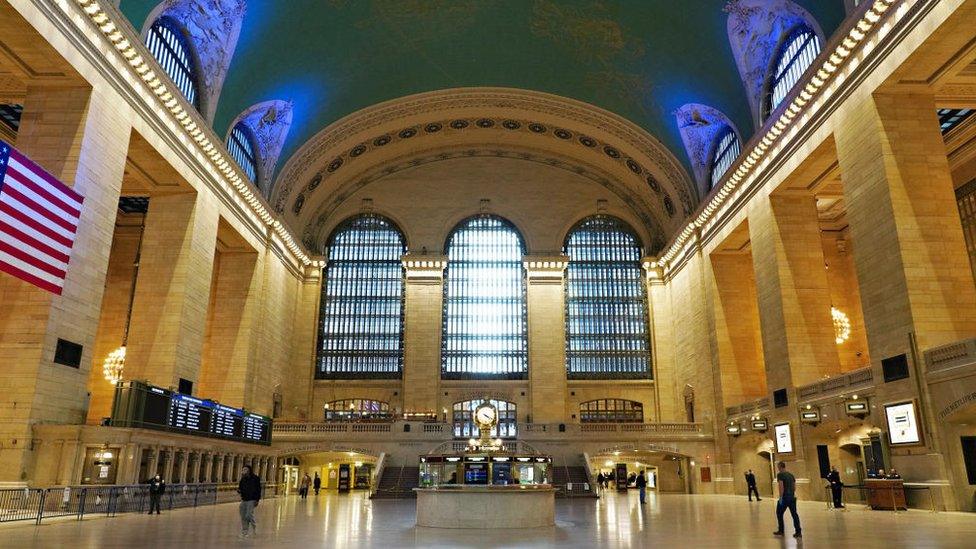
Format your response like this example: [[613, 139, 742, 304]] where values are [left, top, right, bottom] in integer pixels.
[[370, 466, 419, 499], [553, 465, 597, 498]]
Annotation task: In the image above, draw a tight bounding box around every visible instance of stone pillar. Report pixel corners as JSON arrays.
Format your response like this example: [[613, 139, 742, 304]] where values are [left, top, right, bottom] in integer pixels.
[[213, 454, 224, 484], [147, 446, 160, 477], [835, 92, 976, 361], [401, 255, 447, 414], [178, 450, 190, 483], [749, 194, 842, 391], [708, 251, 767, 405], [524, 256, 569, 423], [0, 84, 130, 482], [645, 260, 677, 421], [200, 453, 211, 483], [116, 443, 140, 485], [199, 249, 261, 408], [124, 192, 220, 390], [162, 448, 175, 483], [284, 263, 321, 420]]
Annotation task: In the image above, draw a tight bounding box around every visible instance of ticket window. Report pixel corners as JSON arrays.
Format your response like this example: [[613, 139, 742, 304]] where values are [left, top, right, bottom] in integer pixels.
[[464, 463, 489, 485], [81, 447, 119, 485]]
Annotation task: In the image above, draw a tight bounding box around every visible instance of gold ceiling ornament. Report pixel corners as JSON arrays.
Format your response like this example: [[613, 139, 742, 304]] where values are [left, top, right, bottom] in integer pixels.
[[831, 307, 851, 345]]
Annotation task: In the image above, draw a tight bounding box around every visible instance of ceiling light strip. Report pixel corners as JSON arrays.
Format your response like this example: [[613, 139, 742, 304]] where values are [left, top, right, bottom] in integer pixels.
[[70, 0, 312, 266], [658, 0, 904, 269]]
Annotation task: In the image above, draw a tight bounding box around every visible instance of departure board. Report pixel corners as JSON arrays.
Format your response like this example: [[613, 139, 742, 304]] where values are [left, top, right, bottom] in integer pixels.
[[168, 393, 213, 434], [211, 404, 243, 438], [109, 381, 272, 445]]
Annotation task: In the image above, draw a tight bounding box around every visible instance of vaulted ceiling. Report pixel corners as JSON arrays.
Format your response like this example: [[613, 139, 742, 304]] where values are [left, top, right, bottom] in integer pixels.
[[118, 0, 846, 186]]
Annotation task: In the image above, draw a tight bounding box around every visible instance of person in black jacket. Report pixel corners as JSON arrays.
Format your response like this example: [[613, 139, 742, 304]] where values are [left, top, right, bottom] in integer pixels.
[[745, 469, 761, 501], [237, 465, 262, 538], [147, 474, 165, 515], [827, 466, 844, 509], [313, 472, 321, 496], [635, 470, 647, 505]]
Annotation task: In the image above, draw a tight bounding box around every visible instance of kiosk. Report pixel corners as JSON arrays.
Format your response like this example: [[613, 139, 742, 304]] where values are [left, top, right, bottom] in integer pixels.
[[415, 401, 556, 528]]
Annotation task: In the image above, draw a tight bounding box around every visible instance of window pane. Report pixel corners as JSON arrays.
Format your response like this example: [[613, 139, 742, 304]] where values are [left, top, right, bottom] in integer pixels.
[[145, 18, 199, 109], [769, 27, 821, 117], [579, 399, 643, 423], [228, 123, 258, 182], [565, 216, 651, 379], [441, 216, 527, 379], [938, 108, 974, 134], [709, 128, 741, 189], [316, 215, 406, 379]]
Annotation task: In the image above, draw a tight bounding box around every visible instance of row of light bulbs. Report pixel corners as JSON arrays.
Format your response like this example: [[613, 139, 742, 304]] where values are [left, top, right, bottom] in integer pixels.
[[659, 0, 904, 270], [72, 0, 319, 268]]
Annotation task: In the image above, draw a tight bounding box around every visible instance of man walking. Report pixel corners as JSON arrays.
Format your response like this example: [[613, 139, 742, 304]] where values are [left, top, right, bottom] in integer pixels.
[[238, 465, 262, 538], [827, 466, 844, 509], [147, 474, 165, 515], [773, 461, 801, 539], [313, 472, 322, 496], [635, 469, 647, 505], [745, 469, 761, 501]]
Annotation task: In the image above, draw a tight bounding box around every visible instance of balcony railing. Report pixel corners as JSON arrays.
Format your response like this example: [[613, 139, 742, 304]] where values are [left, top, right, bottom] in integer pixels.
[[925, 337, 976, 375], [796, 366, 874, 402], [271, 421, 709, 441]]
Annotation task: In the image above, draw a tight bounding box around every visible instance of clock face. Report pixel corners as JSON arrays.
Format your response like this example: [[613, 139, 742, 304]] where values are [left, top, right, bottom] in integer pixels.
[[475, 405, 496, 426]]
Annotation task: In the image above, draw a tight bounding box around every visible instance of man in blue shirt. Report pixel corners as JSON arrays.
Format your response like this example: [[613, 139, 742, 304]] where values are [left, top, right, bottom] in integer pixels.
[[773, 461, 801, 538]]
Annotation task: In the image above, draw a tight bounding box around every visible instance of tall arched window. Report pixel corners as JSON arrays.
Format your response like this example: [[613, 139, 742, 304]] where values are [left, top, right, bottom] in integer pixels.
[[441, 216, 527, 379], [709, 127, 741, 190], [316, 214, 406, 379], [453, 399, 517, 439], [227, 122, 258, 183], [145, 17, 200, 108], [579, 399, 644, 423], [766, 25, 821, 119], [564, 216, 651, 379]]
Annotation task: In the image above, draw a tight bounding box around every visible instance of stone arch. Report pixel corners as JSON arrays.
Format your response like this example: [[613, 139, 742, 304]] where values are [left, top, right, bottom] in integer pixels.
[[674, 103, 743, 198], [225, 100, 294, 196], [274, 88, 696, 245], [142, 0, 246, 124], [725, 0, 825, 128]]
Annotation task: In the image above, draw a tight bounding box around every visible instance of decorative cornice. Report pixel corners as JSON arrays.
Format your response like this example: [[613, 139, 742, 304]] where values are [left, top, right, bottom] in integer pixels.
[[660, 0, 908, 274], [402, 253, 447, 284], [524, 255, 569, 284], [68, 0, 313, 267]]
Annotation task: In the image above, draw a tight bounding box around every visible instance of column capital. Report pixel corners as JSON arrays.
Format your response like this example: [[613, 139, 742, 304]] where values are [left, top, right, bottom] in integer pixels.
[[641, 256, 664, 285], [402, 253, 448, 284], [523, 255, 569, 284]]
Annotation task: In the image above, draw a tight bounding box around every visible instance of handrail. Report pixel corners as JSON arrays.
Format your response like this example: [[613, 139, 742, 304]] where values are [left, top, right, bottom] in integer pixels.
[[0, 482, 281, 525]]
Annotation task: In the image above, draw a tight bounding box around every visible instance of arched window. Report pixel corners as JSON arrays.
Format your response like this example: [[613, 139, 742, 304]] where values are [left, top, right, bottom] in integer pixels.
[[564, 216, 651, 379], [324, 399, 392, 421], [709, 127, 741, 190], [441, 216, 527, 379], [579, 399, 644, 423], [766, 25, 821, 119], [316, 214, 406, 379], [227, 122, 258, 183], [145, 17, 200, 108], [453, 399, 517, 439]]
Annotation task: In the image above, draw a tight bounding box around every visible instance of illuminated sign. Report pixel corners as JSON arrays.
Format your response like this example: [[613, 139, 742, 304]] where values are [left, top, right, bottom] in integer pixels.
[[751, 420, 768, 431], [845, 400, 868, 415], [885, 401, 921, 445], [800, 409, 821, 423], [775, 423, 793, 453], [726, 423, 741, 435]]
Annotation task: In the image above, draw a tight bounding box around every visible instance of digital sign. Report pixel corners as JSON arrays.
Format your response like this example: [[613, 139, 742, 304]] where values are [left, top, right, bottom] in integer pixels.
[[110, 381, 271, 445], [775, 423, 793, 454], [885, 401, 921, 445]]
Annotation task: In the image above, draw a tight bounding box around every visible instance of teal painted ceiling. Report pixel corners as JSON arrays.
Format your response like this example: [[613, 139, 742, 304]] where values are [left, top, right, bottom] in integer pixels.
[[119, 0, 846, 180]]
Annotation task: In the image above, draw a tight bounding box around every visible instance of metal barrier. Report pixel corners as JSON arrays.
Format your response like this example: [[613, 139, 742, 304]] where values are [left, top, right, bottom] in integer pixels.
[[0, 482, 276, 525], [822, 484, 937, 513]]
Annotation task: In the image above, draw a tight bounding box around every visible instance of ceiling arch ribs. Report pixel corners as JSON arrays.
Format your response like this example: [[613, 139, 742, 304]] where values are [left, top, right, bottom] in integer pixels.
[[273, 88, 697, 242]]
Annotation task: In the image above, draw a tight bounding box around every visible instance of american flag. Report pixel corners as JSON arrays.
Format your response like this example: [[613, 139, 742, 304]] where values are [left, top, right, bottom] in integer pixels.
[[0, 140, 84, 295]]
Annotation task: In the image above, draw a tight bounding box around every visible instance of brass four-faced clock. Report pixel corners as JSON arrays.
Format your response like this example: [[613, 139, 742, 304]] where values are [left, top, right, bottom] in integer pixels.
[[474, 402, 497, 432]]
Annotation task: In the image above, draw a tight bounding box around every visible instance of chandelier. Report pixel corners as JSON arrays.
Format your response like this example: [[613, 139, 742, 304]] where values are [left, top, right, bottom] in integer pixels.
[[103, 346, 126, 384], [831, 307, 851, 344], [102, 214, 146, 385]]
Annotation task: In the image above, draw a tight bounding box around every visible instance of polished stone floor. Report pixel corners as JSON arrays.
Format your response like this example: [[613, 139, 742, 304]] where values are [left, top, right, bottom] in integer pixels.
[[2, 490, 974, 548]]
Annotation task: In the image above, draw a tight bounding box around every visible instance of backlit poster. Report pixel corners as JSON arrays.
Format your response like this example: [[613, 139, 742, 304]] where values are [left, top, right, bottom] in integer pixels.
[[775, 423, 793, 453], [885, 401, 921, 445]]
